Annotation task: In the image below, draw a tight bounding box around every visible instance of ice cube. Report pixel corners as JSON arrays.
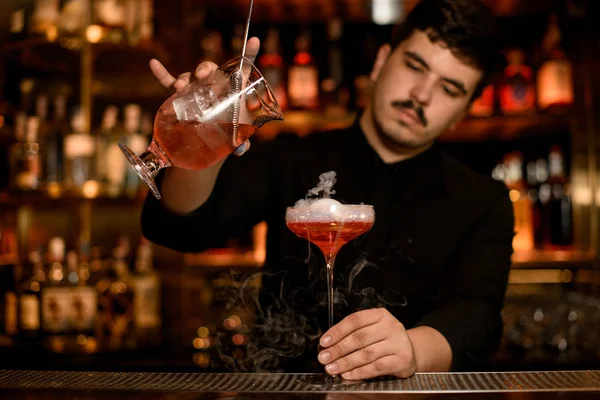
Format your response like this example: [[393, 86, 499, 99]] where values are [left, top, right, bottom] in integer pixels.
[[172, 87, 219, 122], [309, 198, 344, 220]]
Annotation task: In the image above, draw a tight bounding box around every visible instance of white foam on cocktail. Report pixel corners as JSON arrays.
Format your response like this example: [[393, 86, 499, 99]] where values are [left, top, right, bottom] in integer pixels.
[[288, 199, 374, 223]]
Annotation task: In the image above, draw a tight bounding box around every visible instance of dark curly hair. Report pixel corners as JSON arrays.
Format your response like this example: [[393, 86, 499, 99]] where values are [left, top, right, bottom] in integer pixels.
[[391, 0, 505, 101]]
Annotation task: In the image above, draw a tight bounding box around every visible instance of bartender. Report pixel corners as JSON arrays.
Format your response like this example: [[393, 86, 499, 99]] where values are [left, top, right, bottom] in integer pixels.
[[142, 0, 513, 380]]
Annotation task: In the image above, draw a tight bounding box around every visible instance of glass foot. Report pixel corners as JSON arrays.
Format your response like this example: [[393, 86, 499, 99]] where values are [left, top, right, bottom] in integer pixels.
[[296, 374, 362, 389], [118, 142, 162, 200]]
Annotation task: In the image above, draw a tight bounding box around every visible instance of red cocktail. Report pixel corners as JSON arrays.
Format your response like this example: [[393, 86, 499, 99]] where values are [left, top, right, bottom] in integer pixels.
[[286, 201, 375, 328]]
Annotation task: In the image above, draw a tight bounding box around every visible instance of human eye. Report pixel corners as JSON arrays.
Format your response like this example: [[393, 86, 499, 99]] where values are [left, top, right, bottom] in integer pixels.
[[405, 60, 424, 73], [442, 85, 460, 98]]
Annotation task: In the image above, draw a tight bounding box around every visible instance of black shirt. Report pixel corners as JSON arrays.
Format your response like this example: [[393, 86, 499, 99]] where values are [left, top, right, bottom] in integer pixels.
[[141, 120, 515, 372]]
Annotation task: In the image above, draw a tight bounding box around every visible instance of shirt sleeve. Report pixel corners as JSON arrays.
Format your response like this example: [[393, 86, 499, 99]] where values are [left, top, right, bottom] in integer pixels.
[[415, 189, 514, 371], [140, 134, 294, 252]]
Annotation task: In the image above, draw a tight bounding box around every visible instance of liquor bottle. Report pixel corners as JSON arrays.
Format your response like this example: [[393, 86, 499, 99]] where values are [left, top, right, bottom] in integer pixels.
[[505, 152, 534, 251], [10, 116, 41, 191], [0, 260, 16, 343], [93, 247, 115, 351], [122, 104, 148, 197], [258, 28, 288, 111], [1, 239, 18, 339], [129, 238, 161, 348], [527, 158, 550, 249], [95, 105, 119, 187], [18, 250, 44, 341], [8, 112, 27, 191], [44, 93, 68, 188], [321, 18, 349, 116], [31, 0, 60, 36], [547, 146, 573, 247], [107, 242, 134, 350], [9, 2, 33, 41], [41, 237, 70, 346], [57, 0, 87, 38], [536, 15, 574, 113], [64, 107, 96, 192], [469, 85, 495, 117], [499, 49, 536, 115], [288, 29, 319, 110], [91, 0, 126, 43], [138, 0, 154, 43], [35, 94, 50, 139], [66, 251, 97, 340]]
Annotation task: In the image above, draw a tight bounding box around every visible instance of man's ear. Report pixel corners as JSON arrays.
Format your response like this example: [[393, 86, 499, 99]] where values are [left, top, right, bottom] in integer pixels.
[[370, 44, 392, 82]]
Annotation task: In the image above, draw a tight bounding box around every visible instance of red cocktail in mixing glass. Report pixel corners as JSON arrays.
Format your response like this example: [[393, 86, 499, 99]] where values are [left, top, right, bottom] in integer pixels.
[[119, 56, 283, 200]]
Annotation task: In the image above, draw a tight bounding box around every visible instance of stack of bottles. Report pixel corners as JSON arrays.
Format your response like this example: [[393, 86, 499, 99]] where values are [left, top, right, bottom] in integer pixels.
[[0, 233, 161, 353], [2, 93, 152, 198], [492, 146, 572, 252]]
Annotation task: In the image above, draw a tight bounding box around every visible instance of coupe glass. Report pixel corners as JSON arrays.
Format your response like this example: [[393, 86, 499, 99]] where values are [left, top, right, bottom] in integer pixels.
[[119, 56, 283, 199], [286, 202, 375, 387]]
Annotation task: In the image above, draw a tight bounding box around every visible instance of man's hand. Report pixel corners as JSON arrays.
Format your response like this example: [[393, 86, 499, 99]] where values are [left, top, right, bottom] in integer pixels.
[[318, 308, 417, 380], [147, 37, 261, 156]]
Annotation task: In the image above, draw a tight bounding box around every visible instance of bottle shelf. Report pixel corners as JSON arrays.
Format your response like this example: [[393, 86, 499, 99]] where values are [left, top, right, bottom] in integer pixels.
[[0, 187, 147, 207], [256, 111, 573, 141], [511, 249, 596, 270], [183, 250, 265, 269], [442, 113, 573, 142]]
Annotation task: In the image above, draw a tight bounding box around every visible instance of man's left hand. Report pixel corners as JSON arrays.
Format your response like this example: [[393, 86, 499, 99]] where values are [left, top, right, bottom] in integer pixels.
[[318, 308, 417, 380]]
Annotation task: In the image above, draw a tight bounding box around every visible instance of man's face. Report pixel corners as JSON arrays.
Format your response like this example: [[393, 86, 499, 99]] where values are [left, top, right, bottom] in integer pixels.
[[368, 30, 483, 149]]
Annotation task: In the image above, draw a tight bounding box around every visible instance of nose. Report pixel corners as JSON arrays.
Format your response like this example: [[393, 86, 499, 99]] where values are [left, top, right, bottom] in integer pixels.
[[409, 78, 435, 106]]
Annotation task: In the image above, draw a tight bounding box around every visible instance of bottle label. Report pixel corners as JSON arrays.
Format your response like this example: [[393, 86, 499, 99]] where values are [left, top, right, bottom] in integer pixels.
[[5, 292, 17, 335], [128, 134, 148, 155], [70, 287, 97, 331], [20, 294, 40, 330], [65, 134, 96, 158], [132, 275, 161, 328], [41, 287, 71, 332], [288, 65, 318, 108]]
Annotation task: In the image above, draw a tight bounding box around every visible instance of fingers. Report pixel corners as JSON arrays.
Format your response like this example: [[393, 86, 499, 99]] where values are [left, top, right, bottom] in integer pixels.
[[244, 37, 261, 64], [194, 61, 219, 80], [319, 323, 386, 365], [233, 139, 251, 156], [149, 58, 176, 88], [321, 340, 392, 376], [173, 72, 192, 91], [320, 309, 387, 348], [341, 355, 402, 381]]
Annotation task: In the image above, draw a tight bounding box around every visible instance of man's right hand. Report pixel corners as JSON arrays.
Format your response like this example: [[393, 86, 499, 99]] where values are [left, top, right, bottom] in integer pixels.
[[148, 37, 262, 156]]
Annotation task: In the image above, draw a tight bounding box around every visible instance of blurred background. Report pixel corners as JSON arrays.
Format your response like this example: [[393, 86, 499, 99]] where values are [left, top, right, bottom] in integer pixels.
[[0, 0, 600, 372]]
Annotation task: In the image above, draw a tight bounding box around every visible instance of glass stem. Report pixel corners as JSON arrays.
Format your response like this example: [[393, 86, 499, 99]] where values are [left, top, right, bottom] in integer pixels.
[[141, 140, 171, 177], [325, 254, 337, 329]]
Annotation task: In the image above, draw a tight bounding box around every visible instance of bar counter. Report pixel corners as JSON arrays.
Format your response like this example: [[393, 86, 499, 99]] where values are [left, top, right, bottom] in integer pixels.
[[1, 370, 600, 399]]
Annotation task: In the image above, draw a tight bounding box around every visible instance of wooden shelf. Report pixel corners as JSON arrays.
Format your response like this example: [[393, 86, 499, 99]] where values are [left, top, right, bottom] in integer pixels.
[[511, 249, 596, 270], [256, 111, 572, 141], [441, 113, 573, 142], [0, 188, 146, 207], [183, 250, 264, 268], [256, 111, 356, 139]]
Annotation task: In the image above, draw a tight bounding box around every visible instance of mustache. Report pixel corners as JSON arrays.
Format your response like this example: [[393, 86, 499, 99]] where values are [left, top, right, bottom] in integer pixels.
[[391, 99, 428, 127]]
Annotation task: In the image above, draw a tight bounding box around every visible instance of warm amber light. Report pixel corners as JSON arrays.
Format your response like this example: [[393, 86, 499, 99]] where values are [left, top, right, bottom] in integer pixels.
[[232, 334, 246, 346], [46, 25, 58, 42], [193, 338, 203, 349], [82, 180, 100, 198], [77, 335, 87, 345], [46, 182, 62, 198], [86, 25, 104, 43], [197, 327, 209, 338]]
